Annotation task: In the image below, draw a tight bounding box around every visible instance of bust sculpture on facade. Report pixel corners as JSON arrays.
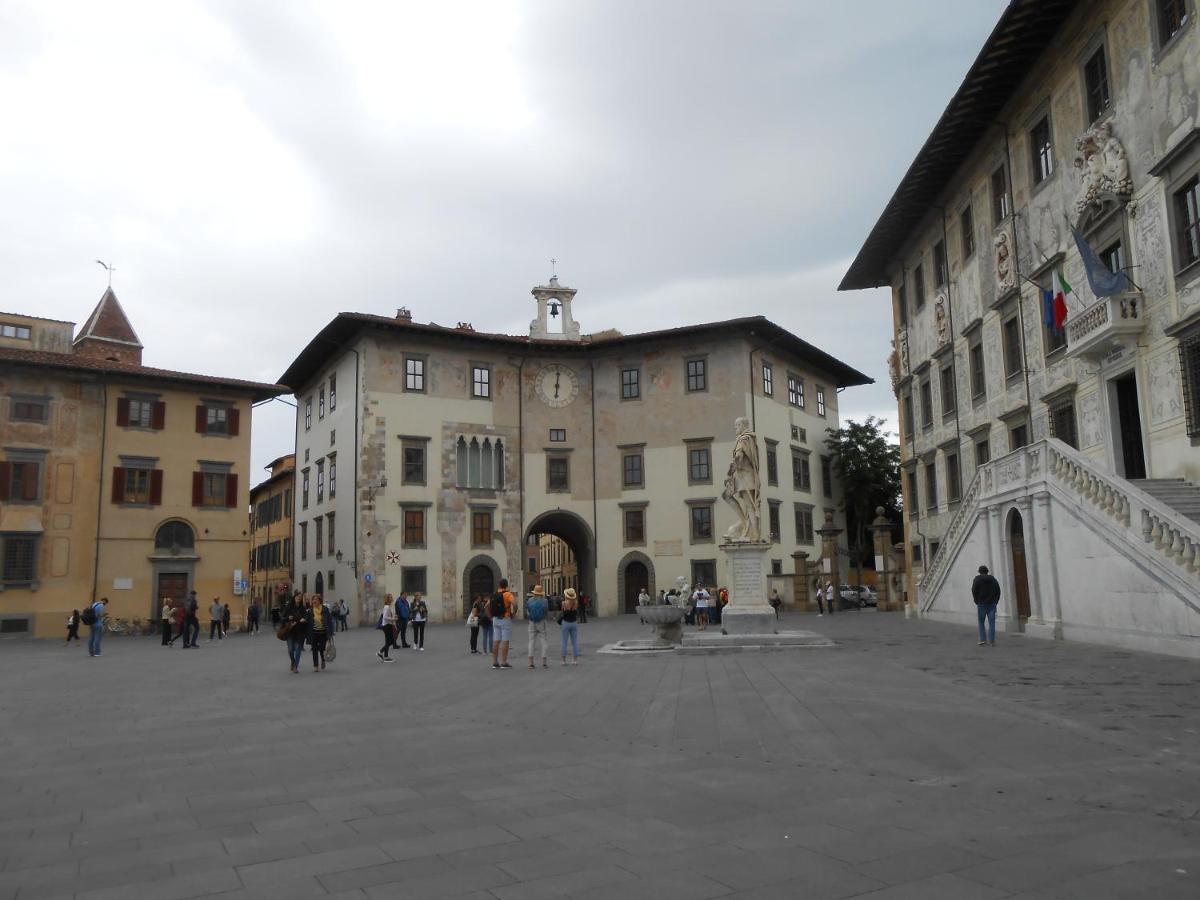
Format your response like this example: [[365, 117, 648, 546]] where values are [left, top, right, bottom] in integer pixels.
[[995, 230, 1015, 293], [898, 331, 909, 374], [721, 416, 762, 542], [1074, 121, 1132, 215], [934, 292, 950, 344]]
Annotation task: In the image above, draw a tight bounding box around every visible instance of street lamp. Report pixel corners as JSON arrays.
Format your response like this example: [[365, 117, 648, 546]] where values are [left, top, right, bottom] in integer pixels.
[[364, 474, 387, 510], [335, 549, 357, 575]]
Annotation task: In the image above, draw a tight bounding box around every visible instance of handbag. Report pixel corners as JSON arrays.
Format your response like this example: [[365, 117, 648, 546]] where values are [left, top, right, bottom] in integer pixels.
[[276, 621, 293, 641], [325, 636, 337, 662], [467, 614, 479, 627]]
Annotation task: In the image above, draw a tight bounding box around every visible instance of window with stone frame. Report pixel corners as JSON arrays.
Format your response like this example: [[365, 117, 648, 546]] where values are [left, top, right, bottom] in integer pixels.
[[991, 165, 1010, 224], [787, 374, 805, 408], [816, 386, 826, 417], [624, 508, 645, 544], [1175, 176, 1200, 271], [401, 566, 426, 595], [314, 516, 323, 558], [200, 472, 229, 507], [301, 469, 309, 509], [327, 513, 335, 555], [1157, 0, 1190, 47], [316, 460, 324, 503], [761, 361, 773, 396], [820, 456, 833, 498], [766, 442, 779, 487], [0, 459, 41, 503], [549, 428, 566, 442], [124, 397, 156, 429], [905, 470, 919, 519], [686, 358, 707, 392], [1003, 315, 1023, 378], [903, 392, 915, 441], [0, 534, 38, 585], [1010, 422, 1030, 450], [1084, 44, 1111, 122], [205, 405, 230, 435], [472, 510, 493, 547], [622, 451, 644, 488], [9, 396, 47, 423], [547, 456, 569, 492], [300, 521, 308, 561], [960, 204, 975, 259], [329, 373, 336, 409], [975, 437, 991, 466], [933, 240, 948, 288], [116, 463, 161, 505], [0, 323, 31, 339], [1049, 399, 1079, 449], [403, 443, 426, 485], [621, 367, 640, 400], [768, 501, 781, 543], [919, 377, 934, 430], [305, 398, 312, 430], [471, 365, 491, 399], [687, 445, 711, 484], [406, 357, 425, 392], [924, 461, 938, 512], [940, 364, 956, 417], [318, 386, 325, 419], [914, 264, 926, 309], [945, 452, 962, 503], [1030, 115, 1054, 184], [328, 455, 336, 498], [691, 559, 717, 590], [1180, 328, 1200, 437], [690, 504, 713, 542], [791, 449, 811, 492], [968, 338, 986, 401], [794, 505, 814, 544], [402, 508, 426, 547]]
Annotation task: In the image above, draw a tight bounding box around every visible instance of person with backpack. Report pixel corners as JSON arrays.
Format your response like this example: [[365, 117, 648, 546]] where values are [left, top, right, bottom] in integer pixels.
[[490, 578, 515, 670], [526, 584, 549, 669], [410, 593, 428, 650], [83, 597, 107, 657], [395, 593, 412, 648], [377, 594, 398, 662]]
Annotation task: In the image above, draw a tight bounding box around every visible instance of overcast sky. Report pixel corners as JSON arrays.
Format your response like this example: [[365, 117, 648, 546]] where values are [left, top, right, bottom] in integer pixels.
[[1, 0, 1006, 478]]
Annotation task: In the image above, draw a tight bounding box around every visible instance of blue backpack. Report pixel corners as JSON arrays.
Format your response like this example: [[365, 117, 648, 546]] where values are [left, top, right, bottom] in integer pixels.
[[526, 597, 547, 623]]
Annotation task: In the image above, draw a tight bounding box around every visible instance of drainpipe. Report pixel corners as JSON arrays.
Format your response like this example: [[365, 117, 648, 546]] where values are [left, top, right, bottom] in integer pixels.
[[1002, 126, 1035, 423], [939, 207, 965, 470], [515, 354, 527, 588], [348, 347, 361, 622], [91, 381, 108, 604], [589, 359, 598, 611]]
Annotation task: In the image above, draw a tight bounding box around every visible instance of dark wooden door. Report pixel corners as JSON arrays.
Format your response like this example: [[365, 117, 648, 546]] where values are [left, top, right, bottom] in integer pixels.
[[157, 572, 188, 601], [468, 564, 494, 614], [1010, 512, 1031, 621], [624, 562, 648, 614], [314, 571, 324, 598], [1115, 374, 1146, 479]]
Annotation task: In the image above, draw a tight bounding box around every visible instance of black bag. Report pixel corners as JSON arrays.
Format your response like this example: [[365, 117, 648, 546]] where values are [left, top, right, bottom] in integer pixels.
[[81, 606, 97, 626], [490, 591, 507, 619]]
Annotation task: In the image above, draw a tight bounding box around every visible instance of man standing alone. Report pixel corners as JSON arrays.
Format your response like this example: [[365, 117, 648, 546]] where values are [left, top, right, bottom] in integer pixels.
[[183, 591, 200, 648], [490, 578, 515, 670], [971, 565, 1001, 646], [209, 598, 225, 641], [85, 597, 108, 657]]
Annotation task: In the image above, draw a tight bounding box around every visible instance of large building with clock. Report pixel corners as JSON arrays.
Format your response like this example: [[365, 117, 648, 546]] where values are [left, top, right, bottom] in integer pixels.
[[279, 276, 871, 624]]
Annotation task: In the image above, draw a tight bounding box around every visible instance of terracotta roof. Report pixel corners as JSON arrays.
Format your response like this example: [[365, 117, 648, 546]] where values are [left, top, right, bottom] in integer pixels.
[[74, 287, 143, 347], [280, 312, 872, 390], [839, 0, 1080, 291], [0, 345, 287, 402]]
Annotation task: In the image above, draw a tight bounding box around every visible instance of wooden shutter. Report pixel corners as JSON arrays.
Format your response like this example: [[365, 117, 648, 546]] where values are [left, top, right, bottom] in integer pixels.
[[227, 407, 240, 436], [192, 471, 204, 506], [111, 468, 125, 504], [115, 398, 130, 427], [21, 463, 38, 501], [149, 469, 163, 505], [151, 401, 166, 430], [0, 462, 10, 501], [195, 405, 207, 433], [224, 473, 238, 508]]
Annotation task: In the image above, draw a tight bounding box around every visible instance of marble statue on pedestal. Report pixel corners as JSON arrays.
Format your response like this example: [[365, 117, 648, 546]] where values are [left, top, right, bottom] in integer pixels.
[[721, 416, 761, 542]]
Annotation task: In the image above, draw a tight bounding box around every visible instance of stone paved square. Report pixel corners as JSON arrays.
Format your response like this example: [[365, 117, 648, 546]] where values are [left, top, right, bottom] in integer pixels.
[[2, 613, 1199, 899]]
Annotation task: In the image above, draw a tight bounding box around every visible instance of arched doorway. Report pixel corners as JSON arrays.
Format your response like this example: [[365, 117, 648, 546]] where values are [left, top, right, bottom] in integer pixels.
[[314, 571, 324, 598], [617, 550, 656, 614], [461, 555, 501, 616], [1008, 509, 1031, 622], [525, 509, 596, 611], [151, 519, 197, 619]]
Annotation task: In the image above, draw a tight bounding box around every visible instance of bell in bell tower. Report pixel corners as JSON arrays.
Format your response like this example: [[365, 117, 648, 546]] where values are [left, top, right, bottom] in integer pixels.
[[529, 261, 582, 341]]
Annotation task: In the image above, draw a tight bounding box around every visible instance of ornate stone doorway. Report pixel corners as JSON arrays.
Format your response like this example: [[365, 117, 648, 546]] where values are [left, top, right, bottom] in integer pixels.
[[461, 555, 501, 616], [1008, 509, 1031, 622], [617, 551, 655, 614], [1112, 372, 1146, 479]]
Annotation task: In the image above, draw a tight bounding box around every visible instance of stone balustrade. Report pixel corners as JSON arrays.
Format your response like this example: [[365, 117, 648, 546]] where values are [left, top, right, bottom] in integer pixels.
[[1064, 292, 1145, 360]]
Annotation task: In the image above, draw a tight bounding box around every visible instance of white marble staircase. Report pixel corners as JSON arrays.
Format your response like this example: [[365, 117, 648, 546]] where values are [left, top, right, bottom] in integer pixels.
[[1131, 479, 1200, 526]]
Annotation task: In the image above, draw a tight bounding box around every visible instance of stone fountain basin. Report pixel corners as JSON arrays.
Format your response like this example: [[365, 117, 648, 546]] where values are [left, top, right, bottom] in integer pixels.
[[638, 605, 686, 625]]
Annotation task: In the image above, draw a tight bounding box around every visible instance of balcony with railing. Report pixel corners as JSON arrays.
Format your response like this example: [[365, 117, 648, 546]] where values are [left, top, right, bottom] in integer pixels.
[[1065, 292, 1145, 360]]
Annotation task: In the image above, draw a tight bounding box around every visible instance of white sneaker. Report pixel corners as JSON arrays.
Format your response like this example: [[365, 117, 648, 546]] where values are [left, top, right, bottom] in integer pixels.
[[818, 613, 823, 617]]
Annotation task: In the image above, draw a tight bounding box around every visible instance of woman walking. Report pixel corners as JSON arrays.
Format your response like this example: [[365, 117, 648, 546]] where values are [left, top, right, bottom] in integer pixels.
[[479, 595, 494, 656], [66, 609, 81, 645], [559, 587, 580, 665], [282, 593, 308, 673], [306, 594, 333, 671], [410, 593, 428, 650], [378, 594, 398, 662], [467, 596, 483, 654]]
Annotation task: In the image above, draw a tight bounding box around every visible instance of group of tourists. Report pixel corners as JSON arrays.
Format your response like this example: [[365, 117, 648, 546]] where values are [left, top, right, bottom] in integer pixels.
[[277, 591, 337, 673], [464, 581, 582, 668], [376, 591, 429, 660]]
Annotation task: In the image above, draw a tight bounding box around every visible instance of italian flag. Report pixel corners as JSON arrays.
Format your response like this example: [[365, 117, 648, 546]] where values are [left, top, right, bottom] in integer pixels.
[[1054, 270, 1071, 331]]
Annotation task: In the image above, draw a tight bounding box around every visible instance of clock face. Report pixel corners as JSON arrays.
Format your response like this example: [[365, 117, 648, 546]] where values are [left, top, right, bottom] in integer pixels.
[[535, 364, 579, 408]]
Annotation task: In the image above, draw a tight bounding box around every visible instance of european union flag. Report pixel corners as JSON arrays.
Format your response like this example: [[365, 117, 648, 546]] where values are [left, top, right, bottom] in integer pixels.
[[1070, 224, 1131, 297]]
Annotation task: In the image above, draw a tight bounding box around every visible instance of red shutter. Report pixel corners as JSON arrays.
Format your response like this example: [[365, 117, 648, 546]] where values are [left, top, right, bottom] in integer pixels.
[[151, 401, 166, 430], [111, 468, 125, 504], [227, 407, 240, 437], [149, 469, 163, 505], [21, 464, 38, 501], [195, 405, 207, 433], [224, 473, 238, 508], [0, 462, 10, 501], [192, 471, 204, 506], [116, 398, 130, 427]]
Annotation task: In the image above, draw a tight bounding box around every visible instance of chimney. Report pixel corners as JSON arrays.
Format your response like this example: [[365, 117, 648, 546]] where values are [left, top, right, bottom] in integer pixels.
[[396, 307, 412, 321]]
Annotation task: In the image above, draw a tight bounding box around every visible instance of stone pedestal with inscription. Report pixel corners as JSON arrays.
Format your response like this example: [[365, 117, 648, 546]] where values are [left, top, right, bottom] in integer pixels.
[[719, 540, 777, 635]]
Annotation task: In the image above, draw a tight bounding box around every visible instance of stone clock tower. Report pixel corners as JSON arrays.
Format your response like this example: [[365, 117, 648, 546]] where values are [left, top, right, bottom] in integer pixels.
[[529, 274, 583, 342]]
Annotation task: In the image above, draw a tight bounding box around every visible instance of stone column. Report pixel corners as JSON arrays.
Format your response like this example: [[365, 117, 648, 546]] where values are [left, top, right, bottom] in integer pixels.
[[1017, 496, 1042, 624], [893, 543, 914, 617], [791, 550, 811, 612], [869, 506, 894, 611], [719, 540, 776, 635], [1034, 491, 1064, 639], [816, 510, 844, 603]]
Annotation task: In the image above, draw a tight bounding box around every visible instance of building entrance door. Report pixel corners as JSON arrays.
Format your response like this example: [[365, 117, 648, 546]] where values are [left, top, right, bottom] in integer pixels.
[[469, 564, 494, 609], [1009, 510, 1031, 622], [1113, 373, 1146, 479], [157, 572, 189, 604], [623, 562, 648, 614]]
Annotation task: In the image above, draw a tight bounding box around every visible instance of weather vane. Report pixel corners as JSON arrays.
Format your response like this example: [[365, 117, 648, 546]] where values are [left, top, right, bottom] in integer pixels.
[[550, 258, 557, 278], [95, 259, 115, 287]]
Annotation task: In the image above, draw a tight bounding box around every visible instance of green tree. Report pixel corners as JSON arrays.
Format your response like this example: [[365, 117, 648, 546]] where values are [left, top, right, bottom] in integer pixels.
[[824, 417, 901, 582]]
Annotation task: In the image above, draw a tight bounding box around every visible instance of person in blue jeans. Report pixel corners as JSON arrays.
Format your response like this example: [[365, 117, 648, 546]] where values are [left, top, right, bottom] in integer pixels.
[[559, 587, 580, 665], [87, 597, 108, 656], [971, 564, 1001, 646]]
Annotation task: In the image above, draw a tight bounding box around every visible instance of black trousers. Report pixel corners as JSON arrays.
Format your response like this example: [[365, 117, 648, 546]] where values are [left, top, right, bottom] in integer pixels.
[[210, 621, 222, 640], [67, 625, 79, 642], [398, 619, 410, 646], [311, 631, 328, 667], [161, 621, 172, 645], [412, 621, 425, 648], [380, 624, 397, 656], [469, 625, 480, 652]]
